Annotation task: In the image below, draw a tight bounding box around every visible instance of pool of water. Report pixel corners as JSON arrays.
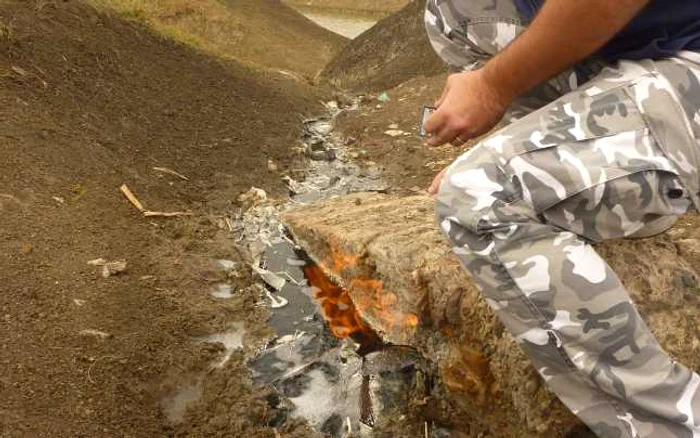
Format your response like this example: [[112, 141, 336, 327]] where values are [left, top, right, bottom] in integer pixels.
[[296, 7, 378, 39]]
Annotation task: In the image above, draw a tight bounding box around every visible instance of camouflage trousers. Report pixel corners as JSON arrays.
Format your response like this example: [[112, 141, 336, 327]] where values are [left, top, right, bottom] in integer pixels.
[[426, 1, 700, 437]]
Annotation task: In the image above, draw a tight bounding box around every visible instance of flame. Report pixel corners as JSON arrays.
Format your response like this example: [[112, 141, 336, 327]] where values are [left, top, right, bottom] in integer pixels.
[[304, 263, 376, 340], [305, 241, 419, 342]]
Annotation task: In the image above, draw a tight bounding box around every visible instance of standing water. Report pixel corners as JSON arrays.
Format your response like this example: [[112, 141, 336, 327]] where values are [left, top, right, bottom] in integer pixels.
[[294, 7, 379, 39]]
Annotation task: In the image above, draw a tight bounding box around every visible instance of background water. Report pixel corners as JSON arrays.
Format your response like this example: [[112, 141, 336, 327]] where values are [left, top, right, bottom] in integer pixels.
[[296, 7, 378, 39]]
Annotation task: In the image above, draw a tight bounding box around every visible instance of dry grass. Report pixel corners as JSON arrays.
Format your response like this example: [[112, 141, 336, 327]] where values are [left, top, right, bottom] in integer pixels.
[[86, 0, 348, 77], [86, 0, 243, 58]]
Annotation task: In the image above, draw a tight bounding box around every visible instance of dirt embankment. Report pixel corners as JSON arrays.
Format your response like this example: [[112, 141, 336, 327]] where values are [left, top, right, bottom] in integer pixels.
[[0, 0, 327, 435], [89, 0, 348, 79], [320, 0, 445, 92]]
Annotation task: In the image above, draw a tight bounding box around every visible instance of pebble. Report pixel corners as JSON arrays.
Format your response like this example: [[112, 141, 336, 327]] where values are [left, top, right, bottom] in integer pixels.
[[384, 129, 405, 137], [307, 149, 336, 161]]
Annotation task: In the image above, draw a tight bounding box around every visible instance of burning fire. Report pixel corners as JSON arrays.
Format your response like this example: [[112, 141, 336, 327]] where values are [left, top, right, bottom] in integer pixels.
[[304, 263, 374, 339], [304, 241, 418, 346]]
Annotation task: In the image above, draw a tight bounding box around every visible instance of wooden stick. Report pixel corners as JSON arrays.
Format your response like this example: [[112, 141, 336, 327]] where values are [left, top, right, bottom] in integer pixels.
[[143, 211, 193, 217], [120, 184, 146, 212]]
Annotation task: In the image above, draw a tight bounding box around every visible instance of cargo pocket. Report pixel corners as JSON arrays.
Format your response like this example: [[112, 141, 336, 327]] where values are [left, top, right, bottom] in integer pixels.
[[496, 81, 682, 217], [541, 169, 690, 242]]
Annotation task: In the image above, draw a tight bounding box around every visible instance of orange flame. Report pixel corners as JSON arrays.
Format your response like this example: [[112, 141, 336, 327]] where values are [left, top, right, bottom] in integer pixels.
[[304, 263, 375, 340], [305, 241, 419, 342]]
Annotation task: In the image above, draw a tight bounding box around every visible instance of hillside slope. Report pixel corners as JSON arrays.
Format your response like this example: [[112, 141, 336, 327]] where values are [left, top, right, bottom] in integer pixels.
[[320, 0, 445, 92], [88, 0, 348, 78], [1, 0, 323, 435]]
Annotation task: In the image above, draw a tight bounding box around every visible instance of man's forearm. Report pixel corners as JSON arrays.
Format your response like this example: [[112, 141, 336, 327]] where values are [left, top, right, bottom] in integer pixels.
[[482, 0, 649, 102]]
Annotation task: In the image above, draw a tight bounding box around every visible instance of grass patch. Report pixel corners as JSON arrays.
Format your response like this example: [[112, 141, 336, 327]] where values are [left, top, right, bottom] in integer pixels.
[[85, 0, 348, 77], [86, 0, 244, 60]]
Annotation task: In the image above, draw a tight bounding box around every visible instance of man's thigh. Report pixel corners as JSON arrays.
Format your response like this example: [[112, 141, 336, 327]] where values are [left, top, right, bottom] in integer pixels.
[[461, 61, 698, 241]]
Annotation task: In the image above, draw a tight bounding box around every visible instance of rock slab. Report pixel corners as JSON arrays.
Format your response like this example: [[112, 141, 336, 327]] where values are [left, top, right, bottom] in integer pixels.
[[284, 193, 700, 437]]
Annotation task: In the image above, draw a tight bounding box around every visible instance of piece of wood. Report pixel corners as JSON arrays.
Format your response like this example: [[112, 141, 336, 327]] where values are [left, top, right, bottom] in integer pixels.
[[119, 184, 146, 213], [284, 193, 700, 437], [143, 211, 192, 218]]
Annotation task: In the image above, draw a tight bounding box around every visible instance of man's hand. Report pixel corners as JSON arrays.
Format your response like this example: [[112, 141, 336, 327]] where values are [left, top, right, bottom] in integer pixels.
[[428, 167, 448, 196], [423, 70, 511, 147]]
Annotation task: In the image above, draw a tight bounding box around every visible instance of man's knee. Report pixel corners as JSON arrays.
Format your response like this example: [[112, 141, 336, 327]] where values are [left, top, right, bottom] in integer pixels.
[[435, 141, 516, 233]]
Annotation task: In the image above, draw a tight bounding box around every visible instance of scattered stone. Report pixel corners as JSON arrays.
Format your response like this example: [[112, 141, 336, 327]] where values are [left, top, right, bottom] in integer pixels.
[[139, 275, 156, 281], [388, 123, 399, 129], [79, 329, 112, 339], [308, 149, 336, 162], [267, 160, 278, 171], [210, 284, 234, 299], [52, 196, 65, 204], [87, 258, 107, 266], [102, 261, 127, 278], [306, 119, 334, 136], [409, 186, 423, 193], [217, 259, 237, 271], [309, 139, 327, 151], [237, 187, 268, 208], [349, 152, 360, 159], [384, 130, 405, 137], [73, 299, 86, 307], [345, 137, 357, 146]]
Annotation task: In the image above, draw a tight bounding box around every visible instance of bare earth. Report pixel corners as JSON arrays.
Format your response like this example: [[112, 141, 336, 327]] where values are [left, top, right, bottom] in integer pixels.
[[1, 1, 327, 436]]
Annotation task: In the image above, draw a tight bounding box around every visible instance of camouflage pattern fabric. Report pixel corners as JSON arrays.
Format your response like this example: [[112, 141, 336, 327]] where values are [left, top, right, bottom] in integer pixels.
[[426, 1, 700, 437]]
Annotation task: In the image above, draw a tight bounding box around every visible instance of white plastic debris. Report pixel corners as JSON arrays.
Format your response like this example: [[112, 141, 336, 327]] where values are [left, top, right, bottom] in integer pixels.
[[252, 266, 286, 291], [265, 290, 289, 309]]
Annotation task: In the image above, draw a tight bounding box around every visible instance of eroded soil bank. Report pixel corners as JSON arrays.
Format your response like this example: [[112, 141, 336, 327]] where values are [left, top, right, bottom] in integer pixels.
[[1, 1, 328, 435]]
